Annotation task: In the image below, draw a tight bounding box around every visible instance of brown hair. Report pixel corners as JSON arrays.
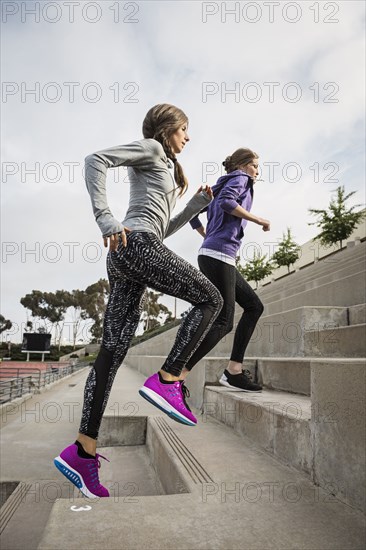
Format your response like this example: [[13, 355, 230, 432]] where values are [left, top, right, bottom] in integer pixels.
[[143, 104, 189, 196], [222, 148, 258, 174]]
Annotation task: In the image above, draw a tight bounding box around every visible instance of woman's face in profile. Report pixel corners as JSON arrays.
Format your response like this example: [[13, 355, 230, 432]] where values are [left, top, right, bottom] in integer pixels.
[[169, 123, 190, 155], [242, 160, 259, 181]]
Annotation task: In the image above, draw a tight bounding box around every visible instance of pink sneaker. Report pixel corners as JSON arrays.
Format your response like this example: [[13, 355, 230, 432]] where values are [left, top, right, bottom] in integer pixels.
[[54, 444, 110, 498], [139, 373, 197, 426]]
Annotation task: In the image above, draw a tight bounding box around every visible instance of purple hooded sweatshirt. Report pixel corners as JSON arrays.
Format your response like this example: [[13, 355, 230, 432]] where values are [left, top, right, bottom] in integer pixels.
[[190, 170, 254, 259]]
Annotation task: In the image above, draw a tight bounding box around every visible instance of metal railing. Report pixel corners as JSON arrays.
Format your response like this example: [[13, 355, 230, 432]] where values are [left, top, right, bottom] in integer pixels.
[[0, 363, 88, 404]]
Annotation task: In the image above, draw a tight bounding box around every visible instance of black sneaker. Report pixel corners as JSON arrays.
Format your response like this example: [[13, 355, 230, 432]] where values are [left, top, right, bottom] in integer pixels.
[[219, 369, 262, 392]]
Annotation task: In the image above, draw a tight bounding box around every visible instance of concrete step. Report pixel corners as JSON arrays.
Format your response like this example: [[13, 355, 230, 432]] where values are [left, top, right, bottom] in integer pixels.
[[203, 387, 312, 475], [265, 259, 366, 304], [258, 241, 366, 298], [264, 270, 366, 315], [125, 355, 366, 410], [209, 305, 366, 358], [260, 250, 366, 296], [200, 356, 312, 397], [257, 357, 366, 396], [38, 405, 366, 550], [125, 243, 365, 360], [310, 358, 366, 515], [126, 303, 365, 362], [349, 303, 366, 325], [126, 300, 365, 366], [0, 481, 72, 550], [227, 305, 348, 358], [204, 358, 366, 515], [38, 488, 366, 550], [125, 352, 311, 400], [303, 323, 366, 358]]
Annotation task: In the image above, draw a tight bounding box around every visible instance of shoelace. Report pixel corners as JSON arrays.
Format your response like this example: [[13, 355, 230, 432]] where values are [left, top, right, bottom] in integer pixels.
[[87, 453, 110, 489], [180, 382, 192, 411], [242, 369, 252, 379], [162, 380, 191, 410]]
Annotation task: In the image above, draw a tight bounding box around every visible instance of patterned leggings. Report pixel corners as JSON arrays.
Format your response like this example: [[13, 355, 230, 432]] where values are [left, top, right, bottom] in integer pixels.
[[79, 231, 223, 439]]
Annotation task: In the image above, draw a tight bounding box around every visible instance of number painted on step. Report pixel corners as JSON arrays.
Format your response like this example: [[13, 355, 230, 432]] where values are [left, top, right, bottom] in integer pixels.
[[70, 505, 92, 512]]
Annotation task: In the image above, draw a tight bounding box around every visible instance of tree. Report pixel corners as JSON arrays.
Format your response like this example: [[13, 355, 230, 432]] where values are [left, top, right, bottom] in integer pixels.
[[20, 281, 111, 347], [43, 290, 72, 349], [308, 186, 366, 249], [83, 279, 110, 342], [69, 289, 89, 350], [0, 315, 12, 334], [236, 252, 273, 290], [20, 290, 71, 348], [141, 290, 173, 332], [272, 228, 301, 273], [20, 290, 48, 330]]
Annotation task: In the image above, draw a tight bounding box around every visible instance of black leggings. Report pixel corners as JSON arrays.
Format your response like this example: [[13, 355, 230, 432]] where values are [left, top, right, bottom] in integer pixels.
[[79, 232, 223, 439], [184, 255, 264, 370]]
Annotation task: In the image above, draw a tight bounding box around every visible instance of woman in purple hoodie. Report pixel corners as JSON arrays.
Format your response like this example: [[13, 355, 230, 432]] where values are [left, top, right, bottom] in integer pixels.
[[182, 148, 270, 391]]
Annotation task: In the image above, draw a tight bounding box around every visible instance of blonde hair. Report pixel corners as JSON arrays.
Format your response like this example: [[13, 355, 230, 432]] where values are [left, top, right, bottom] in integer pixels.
[[222, 148, 258, 174], [143, 104, 189, 196]]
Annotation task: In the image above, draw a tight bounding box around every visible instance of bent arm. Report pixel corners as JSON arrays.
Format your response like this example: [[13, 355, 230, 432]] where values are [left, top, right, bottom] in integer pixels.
[[165, 191, 211, 239], [230, 205, 270, 231], [229, 205, 262, 224], [85, 139, 156, 237], [216, 173, 269, 230], [216, 173, 247, 214]]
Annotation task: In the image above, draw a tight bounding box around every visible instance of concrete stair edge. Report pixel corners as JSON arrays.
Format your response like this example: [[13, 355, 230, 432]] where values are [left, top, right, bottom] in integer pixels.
[[258, 255, 366, 302], [257, 241, 366, 296], [260, 258, 366, 304], [264, 270, 366, 315]]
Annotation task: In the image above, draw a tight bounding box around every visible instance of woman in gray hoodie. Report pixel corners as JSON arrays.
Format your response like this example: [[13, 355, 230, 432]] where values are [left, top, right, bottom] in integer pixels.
[[54, 104, 223, 499]]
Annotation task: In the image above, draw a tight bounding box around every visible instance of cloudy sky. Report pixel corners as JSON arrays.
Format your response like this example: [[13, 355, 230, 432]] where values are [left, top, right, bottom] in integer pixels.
[[1, 0, 365, 344]]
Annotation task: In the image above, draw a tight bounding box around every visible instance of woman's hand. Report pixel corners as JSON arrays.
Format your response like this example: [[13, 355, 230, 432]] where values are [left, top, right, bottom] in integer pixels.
[[259, 219, 270, 232], [196, 185, 213, 200], [103, 227, 131, 251]]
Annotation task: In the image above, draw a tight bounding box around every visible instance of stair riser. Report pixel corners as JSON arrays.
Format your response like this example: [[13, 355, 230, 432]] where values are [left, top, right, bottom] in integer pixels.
[[258, 244, 366, 298], [203, 389, 312, 474], [348, 304, 366, 325], [201, 357, 310, 396], [260, 257, 365, 303], [303, 324, 366, 358], [211, 307, 349, 358], [258, 359, 310, 395], [265, 272, 366, 315], [311, 360, 366, 513], [126, 302, 365, 365]]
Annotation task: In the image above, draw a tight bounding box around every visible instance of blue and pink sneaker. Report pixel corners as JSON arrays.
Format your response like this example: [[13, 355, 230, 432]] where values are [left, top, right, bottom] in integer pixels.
[[54, 444, 110, 498], [139, 373, 197, 426]]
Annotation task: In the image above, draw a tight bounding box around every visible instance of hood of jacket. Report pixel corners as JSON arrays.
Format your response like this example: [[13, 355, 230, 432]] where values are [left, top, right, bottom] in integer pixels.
[[211, 169, 254, 198]]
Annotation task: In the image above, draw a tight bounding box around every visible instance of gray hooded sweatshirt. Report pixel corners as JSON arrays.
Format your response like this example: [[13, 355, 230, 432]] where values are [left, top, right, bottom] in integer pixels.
[[84, 138, 211, 240]]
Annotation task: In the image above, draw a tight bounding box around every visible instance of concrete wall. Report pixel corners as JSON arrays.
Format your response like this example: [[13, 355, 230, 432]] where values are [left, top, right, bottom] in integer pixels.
[[311, 359, 366, 514]]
